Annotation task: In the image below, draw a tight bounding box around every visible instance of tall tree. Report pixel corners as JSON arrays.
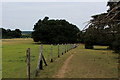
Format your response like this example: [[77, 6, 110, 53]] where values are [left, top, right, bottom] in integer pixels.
[[32, 17, 80, 44]]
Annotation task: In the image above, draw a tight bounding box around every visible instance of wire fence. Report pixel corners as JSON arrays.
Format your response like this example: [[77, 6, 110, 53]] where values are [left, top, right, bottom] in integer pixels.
[[25, 43, 78, 78]]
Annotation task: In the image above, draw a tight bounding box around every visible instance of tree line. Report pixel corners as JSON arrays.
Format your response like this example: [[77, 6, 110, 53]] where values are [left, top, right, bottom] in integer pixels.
[[1, 28, 22, 39]]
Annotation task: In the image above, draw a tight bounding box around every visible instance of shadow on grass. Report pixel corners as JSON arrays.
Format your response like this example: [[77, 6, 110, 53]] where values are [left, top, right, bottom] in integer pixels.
[[93, 48, 109, 51]]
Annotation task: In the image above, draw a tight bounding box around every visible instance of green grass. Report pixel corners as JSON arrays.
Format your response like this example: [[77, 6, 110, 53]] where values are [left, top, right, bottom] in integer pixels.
[[2, 38, 69, 78], [65, 44, 118, 78], [2, 38, 39, 78], [2, 39, 119, 78]]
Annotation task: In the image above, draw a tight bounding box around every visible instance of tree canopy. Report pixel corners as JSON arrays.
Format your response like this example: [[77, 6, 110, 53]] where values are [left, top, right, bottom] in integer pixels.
[[1, 28, 22, 39], [32, 17, 80, 44], [82, 0, 120, 52]]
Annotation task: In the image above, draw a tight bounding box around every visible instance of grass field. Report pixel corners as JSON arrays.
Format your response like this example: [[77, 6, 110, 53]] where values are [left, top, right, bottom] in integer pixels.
[[1, 38, 119, 78], [2, 38, 69, 78], [65, 45, 118, 78]]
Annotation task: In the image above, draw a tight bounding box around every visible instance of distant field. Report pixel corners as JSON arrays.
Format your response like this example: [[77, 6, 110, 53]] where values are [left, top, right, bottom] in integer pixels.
[[2, 38, 66, 78]]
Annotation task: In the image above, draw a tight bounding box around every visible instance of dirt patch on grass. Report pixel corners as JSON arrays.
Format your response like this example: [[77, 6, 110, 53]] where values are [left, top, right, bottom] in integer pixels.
[[53, 54, 74, 78]]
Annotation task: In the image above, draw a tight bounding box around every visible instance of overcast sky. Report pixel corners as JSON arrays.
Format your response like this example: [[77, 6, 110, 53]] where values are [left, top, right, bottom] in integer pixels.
[[2, 2, 108, 31], [1, 0, 108, 2]]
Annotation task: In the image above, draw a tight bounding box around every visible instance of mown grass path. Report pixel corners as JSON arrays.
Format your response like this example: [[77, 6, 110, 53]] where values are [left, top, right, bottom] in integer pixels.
[[54, 44, 118, 78]]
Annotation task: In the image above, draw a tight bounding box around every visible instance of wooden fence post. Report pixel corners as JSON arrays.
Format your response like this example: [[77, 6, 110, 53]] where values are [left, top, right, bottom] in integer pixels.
[[58, 44, 60, 57], [26, 48, 30, 80], [39, 45, 43, 70], [65, 44, 66, 53], [35, 44, 47, 76], [35, 45, 42, 76], [50, 44, 53, 62]]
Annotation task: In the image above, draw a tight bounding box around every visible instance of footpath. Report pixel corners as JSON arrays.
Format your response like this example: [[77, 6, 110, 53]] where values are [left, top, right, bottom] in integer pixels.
[[53, 44, 118, 78]]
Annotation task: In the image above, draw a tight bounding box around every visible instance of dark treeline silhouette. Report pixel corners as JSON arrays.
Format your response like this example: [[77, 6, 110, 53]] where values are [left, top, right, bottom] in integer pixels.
[[32, 17, 80, 44], [81, 0, 120, 53], [1, 28, 22, 39]]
